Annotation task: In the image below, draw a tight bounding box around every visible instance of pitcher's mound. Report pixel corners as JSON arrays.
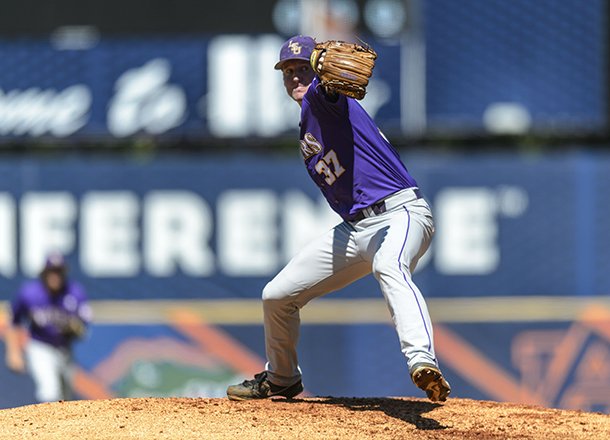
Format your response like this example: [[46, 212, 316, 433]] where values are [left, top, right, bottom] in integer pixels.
[[1, 396, 608, 439]]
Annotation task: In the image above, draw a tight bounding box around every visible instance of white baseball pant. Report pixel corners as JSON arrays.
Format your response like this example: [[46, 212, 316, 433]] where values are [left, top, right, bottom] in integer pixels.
[[262, 188, 437, 386], [25, 339, 74, 402]]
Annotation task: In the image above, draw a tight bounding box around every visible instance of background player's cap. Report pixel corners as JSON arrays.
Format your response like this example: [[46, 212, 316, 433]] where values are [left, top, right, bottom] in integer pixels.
[[42, 252, 67, 273], [274, 35, 316, 70]]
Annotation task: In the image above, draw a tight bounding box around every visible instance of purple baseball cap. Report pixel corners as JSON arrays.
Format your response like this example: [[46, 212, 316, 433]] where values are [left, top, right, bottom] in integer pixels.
[[42, 252, 67, 273], [274, 35, 316, 70]]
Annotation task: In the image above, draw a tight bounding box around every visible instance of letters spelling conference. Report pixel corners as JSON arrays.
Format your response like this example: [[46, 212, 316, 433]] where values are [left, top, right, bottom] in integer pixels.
[[0, 188, 509, 279]]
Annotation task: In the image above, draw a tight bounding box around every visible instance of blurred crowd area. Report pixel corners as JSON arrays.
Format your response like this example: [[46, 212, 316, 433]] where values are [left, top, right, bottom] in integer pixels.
[[0, 0, 607, 154]]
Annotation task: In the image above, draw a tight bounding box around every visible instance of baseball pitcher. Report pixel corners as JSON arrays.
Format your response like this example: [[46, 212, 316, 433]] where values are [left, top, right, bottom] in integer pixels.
[[227, 35, 450, 402]]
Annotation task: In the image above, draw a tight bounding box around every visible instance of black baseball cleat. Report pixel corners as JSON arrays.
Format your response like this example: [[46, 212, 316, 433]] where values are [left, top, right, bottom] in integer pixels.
[[410, 362, 451, 402], [226, 371, 304, 401]]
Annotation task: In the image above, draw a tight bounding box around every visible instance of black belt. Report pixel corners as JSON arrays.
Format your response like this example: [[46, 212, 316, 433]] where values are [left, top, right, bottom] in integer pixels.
[[351, 188, 422, 222]]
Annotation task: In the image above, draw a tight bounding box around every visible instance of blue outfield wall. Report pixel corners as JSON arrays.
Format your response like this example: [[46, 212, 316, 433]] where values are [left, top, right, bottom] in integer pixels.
[[1, 151, 610, 412], [0, 151, 607, 298], [0, 7, 606, 143]]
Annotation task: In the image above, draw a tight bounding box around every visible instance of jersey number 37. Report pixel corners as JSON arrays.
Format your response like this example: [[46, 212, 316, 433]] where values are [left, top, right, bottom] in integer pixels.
[[315, 150, 346, 185]]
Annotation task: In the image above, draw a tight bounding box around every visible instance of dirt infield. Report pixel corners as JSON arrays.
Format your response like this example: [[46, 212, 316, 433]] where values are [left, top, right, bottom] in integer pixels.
[[0, 397, 608, 439]]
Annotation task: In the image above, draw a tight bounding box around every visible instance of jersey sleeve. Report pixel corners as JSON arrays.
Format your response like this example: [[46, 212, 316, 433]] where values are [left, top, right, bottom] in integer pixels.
[[306, 76, 349, 116]]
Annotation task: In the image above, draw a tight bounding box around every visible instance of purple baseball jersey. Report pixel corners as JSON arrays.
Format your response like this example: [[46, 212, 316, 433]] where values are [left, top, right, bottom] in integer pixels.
[[11, 280, 91, 348], [299, 76, 418, 221]]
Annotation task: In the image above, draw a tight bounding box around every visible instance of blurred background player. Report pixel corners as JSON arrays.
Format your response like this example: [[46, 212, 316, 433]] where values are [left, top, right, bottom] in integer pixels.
[[4, 252, 92, 403], [227, 35, 450, 403]]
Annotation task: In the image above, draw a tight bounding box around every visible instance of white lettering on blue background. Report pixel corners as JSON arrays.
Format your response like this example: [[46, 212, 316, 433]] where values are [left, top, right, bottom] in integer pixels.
[[107, 59, 187, 137], [0, 188, 521, 278], [434, 186, 528, 275], [0, 85, 91, 137]]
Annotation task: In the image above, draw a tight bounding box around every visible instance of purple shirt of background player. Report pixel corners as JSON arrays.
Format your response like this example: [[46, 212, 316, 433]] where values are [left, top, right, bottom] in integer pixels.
[[11, 276, 90, 348]]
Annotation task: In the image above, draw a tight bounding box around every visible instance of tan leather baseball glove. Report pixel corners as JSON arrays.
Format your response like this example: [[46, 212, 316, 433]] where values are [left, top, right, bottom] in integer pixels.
[[310, 40, 378, 100]]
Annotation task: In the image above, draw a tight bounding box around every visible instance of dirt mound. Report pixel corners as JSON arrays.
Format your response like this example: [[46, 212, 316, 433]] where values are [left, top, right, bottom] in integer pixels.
[[0, 397, 608, 439]]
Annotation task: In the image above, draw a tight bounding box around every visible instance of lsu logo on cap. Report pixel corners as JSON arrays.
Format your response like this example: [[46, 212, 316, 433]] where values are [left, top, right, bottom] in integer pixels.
[[288, 41, 302, 55]]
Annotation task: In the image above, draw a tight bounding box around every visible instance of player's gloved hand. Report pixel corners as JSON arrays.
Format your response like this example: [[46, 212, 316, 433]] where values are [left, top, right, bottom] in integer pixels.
[[61, 316, 87, 340], [310, 40, 377, 100]]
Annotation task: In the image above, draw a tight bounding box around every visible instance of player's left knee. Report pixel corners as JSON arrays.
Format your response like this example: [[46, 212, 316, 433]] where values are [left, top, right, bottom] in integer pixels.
[[372, 259, 412, 278], [262, 280, 288, 301]]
